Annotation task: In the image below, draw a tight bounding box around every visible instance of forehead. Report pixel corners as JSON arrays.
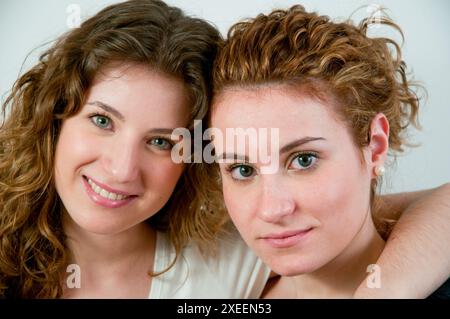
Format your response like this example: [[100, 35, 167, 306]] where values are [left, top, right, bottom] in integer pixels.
[[212, 85, 345, 138], [91, 63, 186, 98], [87, 63, 190, 127]]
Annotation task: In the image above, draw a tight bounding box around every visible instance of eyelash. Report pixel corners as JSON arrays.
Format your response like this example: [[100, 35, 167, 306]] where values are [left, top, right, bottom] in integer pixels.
[[89, 112, 113, 130], [225, 163, 256, 183], [88, 113, 173, 151], [225, 151, 320, 181], [287, 151, 320, 172], [147, 136, 175, 151]]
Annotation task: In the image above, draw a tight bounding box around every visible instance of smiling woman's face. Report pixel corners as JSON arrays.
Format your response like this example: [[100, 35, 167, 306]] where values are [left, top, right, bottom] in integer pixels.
[[54, 63, 189, 235], [211, 85, 377, 276]]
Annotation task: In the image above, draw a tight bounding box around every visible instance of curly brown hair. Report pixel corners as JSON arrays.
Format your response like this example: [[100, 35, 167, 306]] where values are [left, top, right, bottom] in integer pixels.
[[211, 5, 421, 232], [0, 0, 225, 298]]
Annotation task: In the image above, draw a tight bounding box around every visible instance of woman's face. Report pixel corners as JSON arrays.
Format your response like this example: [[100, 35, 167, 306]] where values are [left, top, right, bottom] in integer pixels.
[[54, 63, 189, 235], [211, 85, 378, 276]]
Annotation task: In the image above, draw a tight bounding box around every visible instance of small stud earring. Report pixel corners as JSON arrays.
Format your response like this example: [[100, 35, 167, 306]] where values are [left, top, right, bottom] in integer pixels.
[[375, 165, 385, 177]]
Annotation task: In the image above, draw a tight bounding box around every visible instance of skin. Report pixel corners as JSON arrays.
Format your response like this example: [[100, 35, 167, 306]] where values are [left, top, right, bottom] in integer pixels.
[[355, 183, 450, 298], [54, 63, 189, 298], [211, 84, 391, 298]]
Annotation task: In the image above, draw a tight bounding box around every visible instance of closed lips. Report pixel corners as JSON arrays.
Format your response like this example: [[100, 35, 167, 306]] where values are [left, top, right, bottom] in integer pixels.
[[262, 228, 312, 239]]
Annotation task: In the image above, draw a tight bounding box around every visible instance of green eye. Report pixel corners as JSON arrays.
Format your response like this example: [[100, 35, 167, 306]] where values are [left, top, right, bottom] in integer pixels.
[[91, 115, 111, 129], [230, 165, 255, 180], [290, 153, 317, 170], [297, 154, 313, 167], [149, 137, 172, 150]]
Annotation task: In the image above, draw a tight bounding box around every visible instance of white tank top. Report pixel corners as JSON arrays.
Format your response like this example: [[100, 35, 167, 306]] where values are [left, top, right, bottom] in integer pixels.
[[148, 228, 270, 298]]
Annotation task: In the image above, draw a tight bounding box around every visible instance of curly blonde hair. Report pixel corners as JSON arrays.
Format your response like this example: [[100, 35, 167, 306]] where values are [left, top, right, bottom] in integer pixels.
[[211, 5, 421, 231], [0, 0, 225, 298]]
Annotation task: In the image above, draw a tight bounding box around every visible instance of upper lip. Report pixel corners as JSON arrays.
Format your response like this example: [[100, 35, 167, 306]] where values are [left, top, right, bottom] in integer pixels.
[[260, 228, 313, 239], [84, 175, 139, 197]]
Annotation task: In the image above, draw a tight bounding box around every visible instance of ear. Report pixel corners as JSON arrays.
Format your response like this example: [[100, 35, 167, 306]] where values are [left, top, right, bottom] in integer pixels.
[[367, 113, 389, 178]]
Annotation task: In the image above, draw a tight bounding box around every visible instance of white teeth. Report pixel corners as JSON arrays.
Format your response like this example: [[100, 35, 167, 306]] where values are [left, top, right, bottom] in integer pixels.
[[108, 192, 118, 201], [87, 178, 129, 201], [100, 189, 109, 198]]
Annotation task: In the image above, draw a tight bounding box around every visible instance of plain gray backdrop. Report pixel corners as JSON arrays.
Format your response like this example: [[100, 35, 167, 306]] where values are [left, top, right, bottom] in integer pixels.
[[1, 0, 449, 194]]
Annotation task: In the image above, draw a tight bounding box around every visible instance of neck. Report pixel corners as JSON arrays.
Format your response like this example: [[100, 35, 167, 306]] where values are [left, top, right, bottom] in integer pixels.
[[62, 213, 156, 297], [64, 215, 155, 265], [291, 212, 385, 298]]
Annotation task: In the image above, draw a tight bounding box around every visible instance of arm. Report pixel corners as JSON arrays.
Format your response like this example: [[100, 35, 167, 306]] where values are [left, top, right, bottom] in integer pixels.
[[377, 188, 436, 222], [355, 183, 450, 298], [373, 188, 437, 240]]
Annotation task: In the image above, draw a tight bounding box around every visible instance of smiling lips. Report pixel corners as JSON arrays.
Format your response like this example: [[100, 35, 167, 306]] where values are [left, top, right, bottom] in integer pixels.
[[261, 228, 313, 248], [82, 176, 137, 208], [87, 177, 131, 201]]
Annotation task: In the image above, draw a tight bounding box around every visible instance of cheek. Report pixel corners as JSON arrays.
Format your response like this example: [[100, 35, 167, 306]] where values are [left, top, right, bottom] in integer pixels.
[[222, 183, 239, 218], [145, 159, 184, 194], [222, 181, 255, 233], [312, 160, 372, 242], [318, 147, 371, 207], [222, 181, 240, 214], [55, 121, 99, 172]]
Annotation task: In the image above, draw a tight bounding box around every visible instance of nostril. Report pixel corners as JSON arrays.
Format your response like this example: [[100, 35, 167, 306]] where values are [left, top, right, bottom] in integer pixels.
[[258, 197, 296, 222], [280, 199, 295, 214]]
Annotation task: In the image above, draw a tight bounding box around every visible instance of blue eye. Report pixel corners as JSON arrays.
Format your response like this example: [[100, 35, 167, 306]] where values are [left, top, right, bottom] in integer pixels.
[[91, 115, 112, 130], [230, 165, 255, 180], [149, 137, 173, 150], [289, 153, 318, 170]]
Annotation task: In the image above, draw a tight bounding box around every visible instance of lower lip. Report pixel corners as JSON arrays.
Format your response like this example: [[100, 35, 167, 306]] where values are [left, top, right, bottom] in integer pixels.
[[82, 177, 136, 209], [262, 229, 313, 249]]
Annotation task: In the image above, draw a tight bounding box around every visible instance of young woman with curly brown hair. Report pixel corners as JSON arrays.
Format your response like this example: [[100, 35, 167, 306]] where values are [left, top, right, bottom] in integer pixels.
[[0, 0, 270, 298]]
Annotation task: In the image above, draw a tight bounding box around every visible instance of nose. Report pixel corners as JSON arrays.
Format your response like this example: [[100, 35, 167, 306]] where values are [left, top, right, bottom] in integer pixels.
[[102, 136, 140, 183], [257, 177, 296, 223]]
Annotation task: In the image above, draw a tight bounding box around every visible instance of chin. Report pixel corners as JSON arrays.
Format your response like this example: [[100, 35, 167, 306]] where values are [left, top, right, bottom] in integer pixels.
[[82, 224, 127, 235], [79, 222, 125, 235], [269, 257, 320, 277], [69, 213, 134, 236]]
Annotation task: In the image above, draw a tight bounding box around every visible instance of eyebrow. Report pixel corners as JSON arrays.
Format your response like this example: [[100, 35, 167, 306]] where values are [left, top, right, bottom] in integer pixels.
[[87, 101, 125, 121], [217, 136, 325, 162], [149, 128, 176, 135], [87, 100, 177, 136], [217, 153, 249, 162], [279, 137, 326, 154]]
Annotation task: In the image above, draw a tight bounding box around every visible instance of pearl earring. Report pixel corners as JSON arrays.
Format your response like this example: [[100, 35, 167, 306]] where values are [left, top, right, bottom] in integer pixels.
[[375, 165, 385, 177]]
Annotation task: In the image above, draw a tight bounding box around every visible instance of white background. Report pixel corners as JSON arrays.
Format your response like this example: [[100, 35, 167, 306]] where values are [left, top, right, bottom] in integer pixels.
[[1, 0, 449, 193]]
